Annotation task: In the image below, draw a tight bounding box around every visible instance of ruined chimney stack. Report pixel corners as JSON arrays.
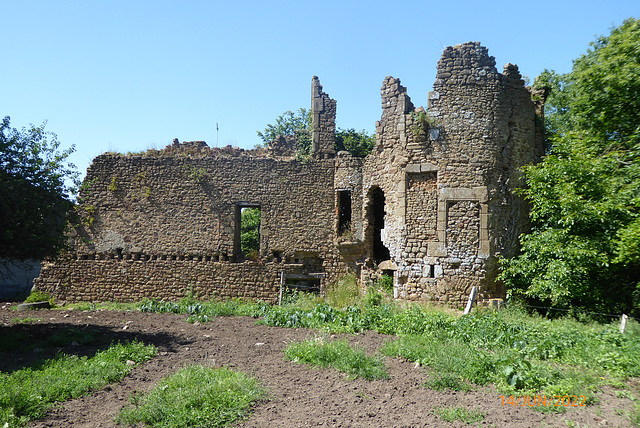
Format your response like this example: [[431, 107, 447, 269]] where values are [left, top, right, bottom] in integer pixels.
[[311, 76, 336, 159]]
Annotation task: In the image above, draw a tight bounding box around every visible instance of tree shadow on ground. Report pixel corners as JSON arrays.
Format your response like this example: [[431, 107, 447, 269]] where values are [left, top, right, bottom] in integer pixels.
[[0, 321, 180, 374]]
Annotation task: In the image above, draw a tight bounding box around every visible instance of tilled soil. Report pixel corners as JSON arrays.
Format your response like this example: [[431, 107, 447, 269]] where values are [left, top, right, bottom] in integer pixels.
[[1, 305, 637, 427]]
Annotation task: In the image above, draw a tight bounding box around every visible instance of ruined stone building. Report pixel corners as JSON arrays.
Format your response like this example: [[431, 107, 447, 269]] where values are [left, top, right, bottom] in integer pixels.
[[34, 42, 545, 306]]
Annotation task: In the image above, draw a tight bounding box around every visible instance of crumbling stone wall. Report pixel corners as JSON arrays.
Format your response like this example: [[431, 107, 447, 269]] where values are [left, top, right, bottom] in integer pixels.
[[35, 142, 353, 302], [312, 76, 337, 159], [355, 42, 543, 305], [35, 44, 542, 306]]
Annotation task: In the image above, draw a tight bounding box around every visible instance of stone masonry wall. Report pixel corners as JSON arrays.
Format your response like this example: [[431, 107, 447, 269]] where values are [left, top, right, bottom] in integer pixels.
[[35, 147, 347, 302], [72, 153, 336, 260], [361, 42, 542, 305], [312, 76, 337, 159], [34, 43, 541, 306], [36, 259, 281, 303]]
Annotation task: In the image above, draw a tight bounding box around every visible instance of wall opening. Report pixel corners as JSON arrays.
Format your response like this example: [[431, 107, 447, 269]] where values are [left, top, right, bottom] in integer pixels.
[[337, 190, 352, 236], [367, 187, 390, 264], [234, 204, 261, 261]]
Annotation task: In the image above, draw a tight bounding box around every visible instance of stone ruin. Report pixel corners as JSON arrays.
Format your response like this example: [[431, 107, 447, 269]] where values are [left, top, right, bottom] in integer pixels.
[[34, 42, 545, 306]]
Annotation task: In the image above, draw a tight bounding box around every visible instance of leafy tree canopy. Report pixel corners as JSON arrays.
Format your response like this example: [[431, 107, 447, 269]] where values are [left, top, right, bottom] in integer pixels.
[[335, 128, 375, 158], [0, 116, 79, 259], [240, 207, 260, 259], [257, 109, 374, 158], [501, 18, 640, 316], [256, 108, 311, 145]]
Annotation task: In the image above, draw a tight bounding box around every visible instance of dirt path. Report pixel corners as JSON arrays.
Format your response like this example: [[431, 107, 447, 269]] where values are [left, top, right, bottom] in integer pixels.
[[1, 306, 635, 427]]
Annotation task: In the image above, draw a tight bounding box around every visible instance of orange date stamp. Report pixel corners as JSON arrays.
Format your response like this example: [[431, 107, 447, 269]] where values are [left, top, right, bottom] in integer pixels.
[[501, 395, 587, 407]]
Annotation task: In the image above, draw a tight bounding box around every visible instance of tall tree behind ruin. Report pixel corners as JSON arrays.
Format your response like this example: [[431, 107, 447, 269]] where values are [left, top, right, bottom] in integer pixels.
[[0, 116, 79, 260], [500, 18, 640, 317]]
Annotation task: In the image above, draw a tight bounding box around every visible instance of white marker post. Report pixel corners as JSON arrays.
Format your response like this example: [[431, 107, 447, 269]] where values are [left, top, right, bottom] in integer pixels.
[[463, 286, 478, 315]]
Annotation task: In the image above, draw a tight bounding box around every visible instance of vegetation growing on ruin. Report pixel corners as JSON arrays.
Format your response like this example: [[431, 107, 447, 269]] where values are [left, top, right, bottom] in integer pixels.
[[410, 110, 439, 140], [501, 18, 640, 316], [24, 290, 55, 306]]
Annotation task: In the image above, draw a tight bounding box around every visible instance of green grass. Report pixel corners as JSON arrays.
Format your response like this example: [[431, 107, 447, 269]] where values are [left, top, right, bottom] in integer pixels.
[[324, 273, 362, 309], [116, 366, 263, 427], [57, 301, 140, 311], [0, 341, 156, 427], [433, 405, 485, 424], [284, 337, 389, 380], [97, 275, 640, 409]]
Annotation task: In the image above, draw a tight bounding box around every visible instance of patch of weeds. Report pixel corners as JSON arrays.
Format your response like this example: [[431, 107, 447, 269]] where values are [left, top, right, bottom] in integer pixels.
[[284, 337, 389, 380], [382, 335, 496, 388], [281, 287, 322, 309], [324, 274, 361, 309], [426, 373, 472, 392], [116, 366, 263, 427], [433, 406, 485, 424], [615, 389, 637, 401], [0, 341, 156, 427], [631, 403, 640, 427], [24, 290, 54, 306], [376, 273, 394, 295]]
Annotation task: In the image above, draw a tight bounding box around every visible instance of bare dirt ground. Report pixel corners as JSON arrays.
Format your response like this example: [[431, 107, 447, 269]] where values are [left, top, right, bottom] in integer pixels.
[[1, 304, 637, 427]]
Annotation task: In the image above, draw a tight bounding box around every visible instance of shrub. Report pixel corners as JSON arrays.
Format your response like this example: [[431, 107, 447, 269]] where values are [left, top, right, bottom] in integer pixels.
[[24, 290, 54, 306]]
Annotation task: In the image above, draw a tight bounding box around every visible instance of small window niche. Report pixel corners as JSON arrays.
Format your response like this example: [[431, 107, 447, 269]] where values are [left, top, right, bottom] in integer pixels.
[[234, 203, 261, 261], [337, 190, 352, 238]]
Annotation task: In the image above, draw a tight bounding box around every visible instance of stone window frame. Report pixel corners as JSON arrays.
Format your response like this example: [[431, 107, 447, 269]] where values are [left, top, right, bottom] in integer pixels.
[[436, 187, 489, 258]]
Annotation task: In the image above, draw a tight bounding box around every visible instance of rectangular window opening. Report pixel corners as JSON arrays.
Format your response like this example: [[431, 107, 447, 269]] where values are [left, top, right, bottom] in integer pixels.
[[234, 204, 261, 261], [337, 190, 352, 236]]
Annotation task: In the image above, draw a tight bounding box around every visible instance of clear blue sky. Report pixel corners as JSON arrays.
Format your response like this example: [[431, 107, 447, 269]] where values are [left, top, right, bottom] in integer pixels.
[[1, 0, 637, 181]]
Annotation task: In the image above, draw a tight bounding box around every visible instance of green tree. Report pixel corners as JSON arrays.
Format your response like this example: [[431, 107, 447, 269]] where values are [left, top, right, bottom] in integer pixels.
[[0, 116, 79, 260], [240, 207, 260, 259], [335, 128, 375, 157], [257, 109, 375, 158], [500, 18, 640, 316]]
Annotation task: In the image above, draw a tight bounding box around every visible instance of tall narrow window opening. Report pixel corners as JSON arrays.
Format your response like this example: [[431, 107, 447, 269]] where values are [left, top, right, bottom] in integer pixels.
[[234, 204, 261, 261], [367, 187, 390, 264], [337, 190, 352, 236]]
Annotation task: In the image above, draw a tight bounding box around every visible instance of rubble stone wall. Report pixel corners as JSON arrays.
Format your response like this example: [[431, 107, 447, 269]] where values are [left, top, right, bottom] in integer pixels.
[[36, 259, 281, 303], [360, 42, 542, 305], [35, 44, 542, 306]]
